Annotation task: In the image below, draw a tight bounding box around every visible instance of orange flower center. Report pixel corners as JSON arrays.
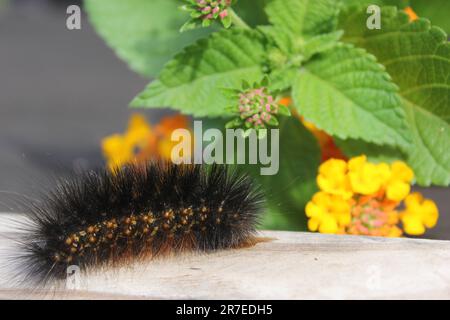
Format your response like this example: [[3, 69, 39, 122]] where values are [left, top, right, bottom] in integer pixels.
[[347, 198, 396, 237]]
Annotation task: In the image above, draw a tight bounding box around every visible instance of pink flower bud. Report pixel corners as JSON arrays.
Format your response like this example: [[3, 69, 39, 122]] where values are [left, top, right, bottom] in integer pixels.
[[254, 88, 263, 95], [219, 10, 228, 19]]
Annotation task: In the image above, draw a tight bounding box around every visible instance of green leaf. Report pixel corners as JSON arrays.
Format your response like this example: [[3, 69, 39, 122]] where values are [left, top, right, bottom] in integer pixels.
[[225, 118, 243, 129], [85, 0, 213, 78], [256, 117, 321, 231], [261, 25, 343, 58], [339, 6, 450, 186], [221, 15, 232, 29], [335, 138, 406, 163], [265, 0, 340, 36], [234, 0, 272, 26], [260, 27, 343, 91], [293, 43, 411, 150], [411, 0, 450, 33], [84, 0, 271, 78], [302, 31, 344, 59], [340, 0, 409, 8], [259, 25, 294, 55], [269, 67, 298, 92], [131, 29, 266, 117]]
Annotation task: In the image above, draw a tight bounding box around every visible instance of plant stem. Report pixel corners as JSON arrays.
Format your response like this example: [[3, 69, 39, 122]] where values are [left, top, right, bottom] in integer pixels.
[[228, 8, 250, 29]]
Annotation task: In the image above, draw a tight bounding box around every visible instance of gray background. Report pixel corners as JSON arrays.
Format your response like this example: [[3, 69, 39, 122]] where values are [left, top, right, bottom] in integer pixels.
[[0, 1, 448, 239]]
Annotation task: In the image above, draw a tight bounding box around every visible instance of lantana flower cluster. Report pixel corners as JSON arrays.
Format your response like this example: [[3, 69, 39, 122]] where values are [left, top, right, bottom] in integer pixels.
[[102, 114, 190, 170], [225, 81, 291, 132], [306, 155, 439, 237], [181, 0, 234, 30]]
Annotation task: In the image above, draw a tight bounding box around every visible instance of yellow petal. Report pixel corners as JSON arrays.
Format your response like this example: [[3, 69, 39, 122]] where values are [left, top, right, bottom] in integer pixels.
[[319, 158, 347, 173], [318, 216, 339, 234], [101, 134, 133, 167], [422, 200, 439, 228], [403, 217, 426, 236], [157, 139, 177, 160], [312, 191, 330, 206], [316, 175, 332, 192], [125, 114, 152, 146], [317, 159, 352, 198], [349, 166, 382, 195], [348, 155, 367, 171], [387, 226, 403, 238], [376, 163, 391, 184], [305, 201, 324, 218], [330, 196, 351, 214], [391, 161, 414, 183], [128, 114, 152, 131], [386, 180, 411, 202], [404, 192, 423, 208], [336, 212, 351, 226], [102, 134, 125, 156], [308, 218, 320, 232]]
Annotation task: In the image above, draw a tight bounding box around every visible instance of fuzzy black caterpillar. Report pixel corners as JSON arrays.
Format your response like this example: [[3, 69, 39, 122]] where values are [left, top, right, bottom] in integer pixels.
[[16, 162, 264, 284]]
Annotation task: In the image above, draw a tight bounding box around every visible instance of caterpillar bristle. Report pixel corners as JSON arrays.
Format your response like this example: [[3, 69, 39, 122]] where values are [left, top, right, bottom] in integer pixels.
[[14, 162, 264, 285]]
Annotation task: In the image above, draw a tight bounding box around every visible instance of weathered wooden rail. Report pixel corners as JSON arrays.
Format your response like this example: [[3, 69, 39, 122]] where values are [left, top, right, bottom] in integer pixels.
[[0, 213, 449, 299]]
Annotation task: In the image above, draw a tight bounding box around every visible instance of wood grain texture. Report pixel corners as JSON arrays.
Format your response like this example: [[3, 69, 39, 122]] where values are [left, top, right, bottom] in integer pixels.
[[1, 213, 450, 299]]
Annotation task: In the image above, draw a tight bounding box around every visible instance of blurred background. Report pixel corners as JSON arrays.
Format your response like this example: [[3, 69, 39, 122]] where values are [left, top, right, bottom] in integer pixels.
[[0, 1, 166, 198], [0, 0, 448, 239]]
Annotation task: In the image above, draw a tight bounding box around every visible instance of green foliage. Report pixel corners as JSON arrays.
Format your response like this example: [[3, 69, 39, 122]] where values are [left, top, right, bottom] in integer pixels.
[[84, 0, 213, 78], [341, 0, 409, 8], [265, 0, 340, 36], [85, 0, 272, 78], [131, 29, 266, 117], [257, 117, 321, 230], [86, 0, 450, 230], [339, 6, 450, 186], [293, 44, 410, 149], [234, 0, 272, 26], [335, 138, 406, 164], [411, 0, 450, 34]]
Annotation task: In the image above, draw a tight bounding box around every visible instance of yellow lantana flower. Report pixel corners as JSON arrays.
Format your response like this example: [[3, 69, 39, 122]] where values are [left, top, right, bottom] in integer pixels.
[[102, 134, 133, 170], [307, 155, 439, 238], [401, 193, 439, 236], [385, 161, 415, 202], [102, 114, 152, 170], [306, 192, 351, 234], [316, 159, 353, 199], [102, 113, 190, 170], [125, 114, 153, 147], [348, 155, 390, 195]]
